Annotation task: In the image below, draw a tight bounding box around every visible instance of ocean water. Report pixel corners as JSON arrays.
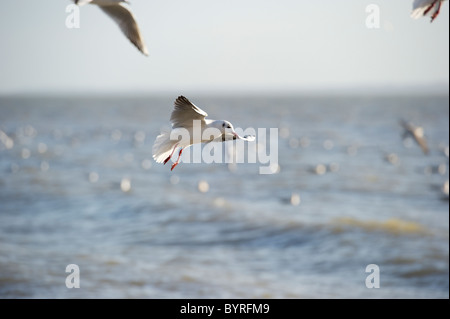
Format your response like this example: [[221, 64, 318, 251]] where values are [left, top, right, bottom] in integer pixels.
[[0, 94, 448, 299]]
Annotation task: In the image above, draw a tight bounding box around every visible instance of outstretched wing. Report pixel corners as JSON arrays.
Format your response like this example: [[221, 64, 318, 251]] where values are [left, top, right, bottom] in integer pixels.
[[170, 96, 208, 128], [98, 3, 149, 56]]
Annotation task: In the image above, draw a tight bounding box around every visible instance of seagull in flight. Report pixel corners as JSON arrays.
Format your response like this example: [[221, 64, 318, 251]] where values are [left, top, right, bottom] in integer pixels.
[[74, 0, 148, 56], [400, 119, 430, 155], [411, 0, 446, 22], [153, 96, 255, 171]]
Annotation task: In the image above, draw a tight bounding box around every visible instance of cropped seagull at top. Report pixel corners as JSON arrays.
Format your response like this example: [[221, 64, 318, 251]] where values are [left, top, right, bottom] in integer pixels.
[[74, 0, 148, 56], [153, 96, 255, 171], [411, 0, 446, 22]]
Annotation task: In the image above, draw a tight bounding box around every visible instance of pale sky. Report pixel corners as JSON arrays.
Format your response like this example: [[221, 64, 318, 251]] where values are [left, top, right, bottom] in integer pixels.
[[0, 0, 448, 94]]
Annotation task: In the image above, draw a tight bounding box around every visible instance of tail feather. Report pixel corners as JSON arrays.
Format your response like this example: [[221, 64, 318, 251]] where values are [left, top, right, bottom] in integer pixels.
[[153, 130, 176, 163], [411, 7, 427, 19]]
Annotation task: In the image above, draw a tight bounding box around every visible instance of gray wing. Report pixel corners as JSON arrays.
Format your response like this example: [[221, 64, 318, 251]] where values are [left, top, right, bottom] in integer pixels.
[[170, 96, 208, 128], [98, 3, 149, 56]]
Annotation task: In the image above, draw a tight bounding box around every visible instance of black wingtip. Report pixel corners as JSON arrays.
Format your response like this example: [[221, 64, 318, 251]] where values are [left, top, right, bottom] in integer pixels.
[[175, 96, 189, 104]]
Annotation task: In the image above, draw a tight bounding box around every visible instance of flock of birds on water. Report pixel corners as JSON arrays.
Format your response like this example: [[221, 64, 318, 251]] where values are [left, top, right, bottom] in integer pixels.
[[1, 110, 448, 200]]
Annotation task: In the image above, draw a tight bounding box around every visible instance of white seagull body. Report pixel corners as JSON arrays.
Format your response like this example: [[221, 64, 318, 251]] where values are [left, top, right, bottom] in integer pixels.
[[411, 0, 446, 22], [153, 96, 255, 171], [74, 0, 148, 56]]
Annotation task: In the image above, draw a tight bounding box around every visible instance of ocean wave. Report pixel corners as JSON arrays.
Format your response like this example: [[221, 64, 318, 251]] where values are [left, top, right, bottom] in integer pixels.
[[331, 217, 430, 236]]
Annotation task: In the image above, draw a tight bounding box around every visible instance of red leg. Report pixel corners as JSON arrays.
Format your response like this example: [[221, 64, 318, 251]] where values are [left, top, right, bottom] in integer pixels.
[[424, 3, 435, 15], [163, 143, 179, 165], [171, 148, 184, 171], [430, 1, 442, 22]]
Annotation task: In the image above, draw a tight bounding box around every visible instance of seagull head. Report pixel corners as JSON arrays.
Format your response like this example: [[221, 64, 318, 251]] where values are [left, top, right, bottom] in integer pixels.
[[220, 120, 238, 138], [209, 120, 238, 139]]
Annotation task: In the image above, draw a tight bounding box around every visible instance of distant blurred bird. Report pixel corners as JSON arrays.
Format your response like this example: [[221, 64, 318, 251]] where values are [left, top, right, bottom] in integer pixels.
[[400, 119, 429, 155], [74, 0, 148, 56], [153, 96, 255, 171], [411, 0, 446, 22], [442, 180, 449, 198]]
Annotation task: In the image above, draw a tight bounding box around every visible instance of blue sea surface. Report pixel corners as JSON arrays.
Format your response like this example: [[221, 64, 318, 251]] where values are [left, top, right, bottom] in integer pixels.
[[0, 94, 448, 298]]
